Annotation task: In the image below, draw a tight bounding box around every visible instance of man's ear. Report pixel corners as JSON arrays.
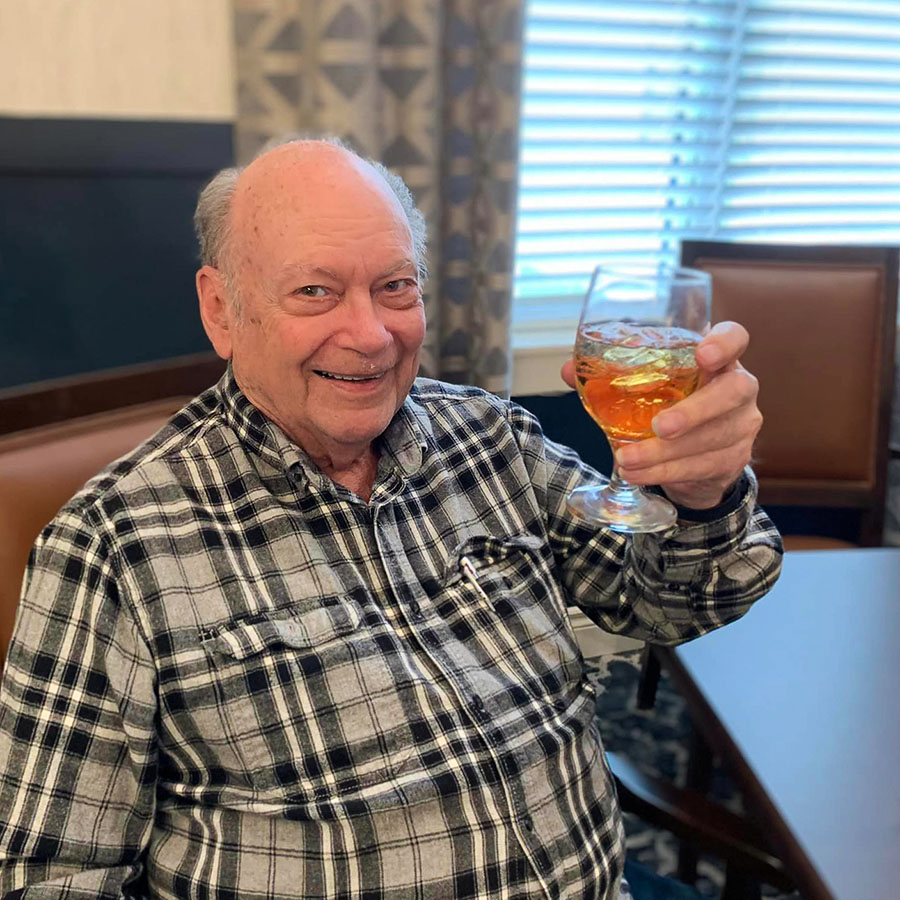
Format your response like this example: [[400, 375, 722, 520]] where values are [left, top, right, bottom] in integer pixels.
[[196, 265, 235, 360]]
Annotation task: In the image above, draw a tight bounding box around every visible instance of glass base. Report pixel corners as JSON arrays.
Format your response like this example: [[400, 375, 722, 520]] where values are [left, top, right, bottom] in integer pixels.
[[566, 481, 677, 534]]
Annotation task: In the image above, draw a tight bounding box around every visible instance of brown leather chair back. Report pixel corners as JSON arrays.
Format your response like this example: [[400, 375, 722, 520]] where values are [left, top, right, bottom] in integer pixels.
[[0, 397, 190, 665], [0, 353, 226, 668], [681, 241, 898, 546], [0, 399, 189, 668]]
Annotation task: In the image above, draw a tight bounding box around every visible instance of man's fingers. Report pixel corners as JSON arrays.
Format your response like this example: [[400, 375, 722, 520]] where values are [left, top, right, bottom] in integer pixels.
[[695, 320, 749, 372], [617, 410, 758, 480], [619, 442, 751, 488], [560, 358, 576, 388], [651, 365, 759, 440], [627, 405, 757, 466]]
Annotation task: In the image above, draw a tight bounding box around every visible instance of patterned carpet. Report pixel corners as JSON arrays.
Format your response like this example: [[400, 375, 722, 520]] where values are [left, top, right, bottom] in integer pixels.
[[590, 651, 802, 900]]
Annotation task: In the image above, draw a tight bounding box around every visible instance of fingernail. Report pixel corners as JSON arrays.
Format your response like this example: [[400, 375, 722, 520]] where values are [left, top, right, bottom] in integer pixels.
[[616, 446, 638, 468], [652, 411, 685, 439]]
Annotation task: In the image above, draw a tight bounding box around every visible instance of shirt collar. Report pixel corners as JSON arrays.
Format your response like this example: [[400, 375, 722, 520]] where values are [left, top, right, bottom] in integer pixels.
[[216, 365, 431, 487], [379, 385, 431, 479]]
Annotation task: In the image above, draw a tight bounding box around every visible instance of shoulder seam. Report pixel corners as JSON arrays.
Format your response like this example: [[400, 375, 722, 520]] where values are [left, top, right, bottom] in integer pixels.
[[63, 404, 225, 518]]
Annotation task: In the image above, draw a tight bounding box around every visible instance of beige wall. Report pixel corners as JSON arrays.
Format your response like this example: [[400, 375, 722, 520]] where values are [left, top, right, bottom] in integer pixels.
[[0, 0, 235, 121]]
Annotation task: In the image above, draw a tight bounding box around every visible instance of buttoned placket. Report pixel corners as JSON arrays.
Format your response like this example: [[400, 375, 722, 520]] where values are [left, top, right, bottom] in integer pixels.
[[369, 479, 561, 900], [287, 451, 572, 900]]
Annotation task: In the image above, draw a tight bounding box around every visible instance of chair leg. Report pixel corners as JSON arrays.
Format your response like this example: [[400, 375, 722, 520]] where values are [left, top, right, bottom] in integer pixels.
[[677, 724, 714, 884], [636, 645, 661, 710]]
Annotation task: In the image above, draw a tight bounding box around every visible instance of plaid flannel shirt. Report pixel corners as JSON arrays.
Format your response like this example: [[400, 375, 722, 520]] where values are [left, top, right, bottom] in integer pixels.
[[0, 371, 782, 899]]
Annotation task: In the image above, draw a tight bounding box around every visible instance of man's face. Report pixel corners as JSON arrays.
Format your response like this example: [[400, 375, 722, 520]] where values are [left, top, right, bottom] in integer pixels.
[[203, 145, 426, 461]]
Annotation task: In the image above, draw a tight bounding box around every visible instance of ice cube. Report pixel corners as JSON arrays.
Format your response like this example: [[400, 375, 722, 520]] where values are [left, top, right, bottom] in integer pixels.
[[604, 345, 644, 365], [621, 347, 662, 368], [611, 370, 668, 392]]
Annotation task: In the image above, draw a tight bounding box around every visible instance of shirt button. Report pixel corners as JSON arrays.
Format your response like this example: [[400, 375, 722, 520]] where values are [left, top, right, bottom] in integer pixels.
[[409, 600, 424, 621], [521, 813, 534, 832], [424, 631, 439, 648], [471, 695, 488, 719], [666, 582, 681, 592]]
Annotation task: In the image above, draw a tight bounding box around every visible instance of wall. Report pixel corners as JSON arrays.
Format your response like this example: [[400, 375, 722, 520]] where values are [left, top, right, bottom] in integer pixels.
[[0, 0, 234, 121], [0, 1, 235, 389]]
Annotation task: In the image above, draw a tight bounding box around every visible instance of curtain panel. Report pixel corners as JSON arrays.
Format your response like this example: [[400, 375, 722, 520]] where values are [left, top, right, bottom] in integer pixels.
[[231, 0, 524, 396]]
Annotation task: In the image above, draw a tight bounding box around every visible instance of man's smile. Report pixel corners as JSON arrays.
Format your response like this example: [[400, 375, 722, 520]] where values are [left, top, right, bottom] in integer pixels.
[[314, 369, 387, 382]]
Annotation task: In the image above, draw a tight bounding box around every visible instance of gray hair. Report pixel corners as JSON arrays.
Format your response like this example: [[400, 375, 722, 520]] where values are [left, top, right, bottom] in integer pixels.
[[193, 135, 428, 314]]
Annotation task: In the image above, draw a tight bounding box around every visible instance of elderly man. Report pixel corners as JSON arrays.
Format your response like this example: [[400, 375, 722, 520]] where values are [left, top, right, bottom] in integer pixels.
[[0, 138, 781, 899]]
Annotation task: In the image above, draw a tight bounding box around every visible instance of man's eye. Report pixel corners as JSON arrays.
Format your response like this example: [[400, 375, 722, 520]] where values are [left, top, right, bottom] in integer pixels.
[[384, 279, 414, 293], [295, 285, 328, 297]]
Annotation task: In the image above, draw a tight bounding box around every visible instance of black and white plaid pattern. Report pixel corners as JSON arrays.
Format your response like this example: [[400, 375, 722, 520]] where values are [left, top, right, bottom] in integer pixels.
[[0, 371, 782, 898]]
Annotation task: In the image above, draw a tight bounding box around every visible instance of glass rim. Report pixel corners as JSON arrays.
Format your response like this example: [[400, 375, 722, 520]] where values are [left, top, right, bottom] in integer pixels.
[[590, 263, 711, 287]]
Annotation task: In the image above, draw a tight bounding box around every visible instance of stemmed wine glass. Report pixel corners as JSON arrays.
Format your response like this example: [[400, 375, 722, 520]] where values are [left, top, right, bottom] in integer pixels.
[[566, 264, 711, 533]]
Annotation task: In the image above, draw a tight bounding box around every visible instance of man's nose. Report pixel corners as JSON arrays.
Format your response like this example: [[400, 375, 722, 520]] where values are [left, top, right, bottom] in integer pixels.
[[339, 290, 392, 354]]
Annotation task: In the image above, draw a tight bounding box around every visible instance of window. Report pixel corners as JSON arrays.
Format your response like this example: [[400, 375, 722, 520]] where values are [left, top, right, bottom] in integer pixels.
[[513, 0, 900, 349]]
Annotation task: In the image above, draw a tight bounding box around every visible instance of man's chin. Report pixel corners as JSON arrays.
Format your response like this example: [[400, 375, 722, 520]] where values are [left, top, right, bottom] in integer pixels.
[[324, 409, 397, 448]]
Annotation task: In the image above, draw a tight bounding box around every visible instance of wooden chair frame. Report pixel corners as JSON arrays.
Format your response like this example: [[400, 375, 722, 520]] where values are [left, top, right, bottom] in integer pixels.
[[0, 351, 226, 436]]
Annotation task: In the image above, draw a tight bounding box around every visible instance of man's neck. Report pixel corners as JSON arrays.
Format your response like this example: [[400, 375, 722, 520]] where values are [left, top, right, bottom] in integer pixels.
[[312, 445, 380, 502], [233, 375, 383, 501]]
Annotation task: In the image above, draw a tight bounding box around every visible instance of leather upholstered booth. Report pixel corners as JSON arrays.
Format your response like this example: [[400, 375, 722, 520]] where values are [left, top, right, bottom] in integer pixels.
[[681, 240, 899, 549], [0, 352, 225, 668]]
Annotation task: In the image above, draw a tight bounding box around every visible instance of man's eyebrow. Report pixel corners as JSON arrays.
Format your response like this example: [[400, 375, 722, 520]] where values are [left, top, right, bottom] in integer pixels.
[[275, 262, 417, 281], [376, 259, 418, 280], [276, 264, 341, 281]]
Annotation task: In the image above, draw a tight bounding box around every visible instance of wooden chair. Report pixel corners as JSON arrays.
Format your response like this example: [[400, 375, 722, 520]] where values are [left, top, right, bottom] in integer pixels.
[[607, 752, 794, 900], [0, 352, 225, 667]]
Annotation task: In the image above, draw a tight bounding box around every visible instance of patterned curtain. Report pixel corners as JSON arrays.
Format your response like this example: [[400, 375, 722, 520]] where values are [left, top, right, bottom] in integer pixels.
[[231, 0, 525, 397]]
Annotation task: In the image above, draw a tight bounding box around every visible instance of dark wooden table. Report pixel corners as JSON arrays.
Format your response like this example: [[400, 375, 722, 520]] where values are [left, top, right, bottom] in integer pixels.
[[654, 548, 900, 900]]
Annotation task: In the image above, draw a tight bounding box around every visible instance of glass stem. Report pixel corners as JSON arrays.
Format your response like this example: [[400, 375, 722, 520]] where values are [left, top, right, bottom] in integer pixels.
[[605, 466, 643, 507]]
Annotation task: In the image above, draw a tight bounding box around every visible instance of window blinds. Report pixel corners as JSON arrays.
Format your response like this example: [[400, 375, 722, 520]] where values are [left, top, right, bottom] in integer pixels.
[[513, 0, 900, 318]]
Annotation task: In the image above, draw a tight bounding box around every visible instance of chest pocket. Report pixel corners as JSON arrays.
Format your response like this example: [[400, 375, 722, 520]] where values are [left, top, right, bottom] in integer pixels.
[[448, 534, 584, 706], [198, 598, 416, 797]]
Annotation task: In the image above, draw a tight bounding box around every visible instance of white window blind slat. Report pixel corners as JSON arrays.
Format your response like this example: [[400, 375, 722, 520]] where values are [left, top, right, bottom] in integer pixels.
[[513, 0, 900, 317]]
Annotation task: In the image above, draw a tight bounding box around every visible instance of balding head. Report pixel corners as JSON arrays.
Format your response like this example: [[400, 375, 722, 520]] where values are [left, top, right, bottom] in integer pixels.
[[194, 137, 427, 316]]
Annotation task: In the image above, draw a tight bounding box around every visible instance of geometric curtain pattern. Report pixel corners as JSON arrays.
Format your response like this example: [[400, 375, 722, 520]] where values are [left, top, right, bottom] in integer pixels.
[[232, 0, 524, 396]]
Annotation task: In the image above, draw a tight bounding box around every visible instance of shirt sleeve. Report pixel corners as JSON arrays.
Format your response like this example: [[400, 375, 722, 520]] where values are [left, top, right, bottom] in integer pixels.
[[0, 507, 157, 898], [504, 401, 784, 645]]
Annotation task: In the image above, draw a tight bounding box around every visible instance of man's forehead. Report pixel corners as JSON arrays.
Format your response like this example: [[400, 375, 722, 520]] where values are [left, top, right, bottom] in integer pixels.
[[227, 142, 413, 268], [234, 142, 390, 218]]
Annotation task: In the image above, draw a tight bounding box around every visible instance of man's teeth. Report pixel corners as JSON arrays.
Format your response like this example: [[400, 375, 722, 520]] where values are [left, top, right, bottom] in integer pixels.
[[317, 371, 381, 381]]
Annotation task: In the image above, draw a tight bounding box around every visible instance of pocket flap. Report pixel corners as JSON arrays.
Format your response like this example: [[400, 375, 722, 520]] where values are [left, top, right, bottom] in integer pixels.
[[443, 532, 544, 581], [206, 602, 361, 660]]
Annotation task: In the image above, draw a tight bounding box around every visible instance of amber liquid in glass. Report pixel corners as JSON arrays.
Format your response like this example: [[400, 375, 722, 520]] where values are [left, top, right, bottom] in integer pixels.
[[575, 322, 703, 446]]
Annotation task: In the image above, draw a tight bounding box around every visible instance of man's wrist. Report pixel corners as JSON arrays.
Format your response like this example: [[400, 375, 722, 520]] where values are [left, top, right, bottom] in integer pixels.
[[651, 473, 749, 524], [673, 473, 748, 522]]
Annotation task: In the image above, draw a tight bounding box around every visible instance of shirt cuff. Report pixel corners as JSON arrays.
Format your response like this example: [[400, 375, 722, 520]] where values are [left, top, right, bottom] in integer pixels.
[[669, 472, 750, 524]]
